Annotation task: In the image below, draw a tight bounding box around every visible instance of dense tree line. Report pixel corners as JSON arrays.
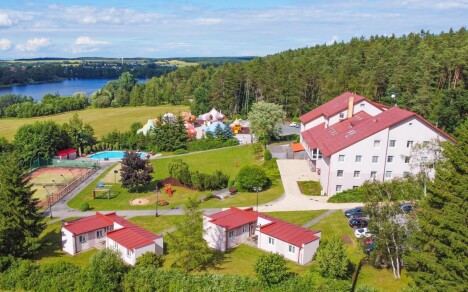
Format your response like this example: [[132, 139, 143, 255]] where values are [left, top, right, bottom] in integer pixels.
[[94, 28, 466, 134]]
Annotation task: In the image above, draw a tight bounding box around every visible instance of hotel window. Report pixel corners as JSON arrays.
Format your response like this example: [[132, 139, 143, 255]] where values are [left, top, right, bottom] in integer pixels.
[[337, 170, 344, 177], [407, 140, 414, 148], [387, 156, 394, 163], [126, 249, 131, 258], [268, 237, 275, 245], [228, 230, 235, 238], [389, 140, 396, 147], [79, 235, 86, 243], [372, 156, 379, 163], [96, 230, 103, 238], [355, 155, 362, 163], [288, 245, 296, 253], [404, 156, 411, 164], [370, 171, 377, 179], [338, 155, 345, 162], [336, 185, 342, 192], [374, 140, 381, 147], [354, 171, 360, 178], [385, 171, 393, 179]]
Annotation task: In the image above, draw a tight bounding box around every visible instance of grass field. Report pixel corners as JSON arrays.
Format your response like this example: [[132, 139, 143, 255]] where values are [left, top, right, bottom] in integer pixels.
[[68, 146, 283, 211], [0, 105, 189, 141], [309, 211, 410, 291], [264, 210, 327, 226], [128, 216, 184, 234], [155, 60, 198, 67]]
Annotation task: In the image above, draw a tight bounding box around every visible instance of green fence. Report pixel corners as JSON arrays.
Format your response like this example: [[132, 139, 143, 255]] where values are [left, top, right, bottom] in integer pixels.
[[29, 158, 100, 173]]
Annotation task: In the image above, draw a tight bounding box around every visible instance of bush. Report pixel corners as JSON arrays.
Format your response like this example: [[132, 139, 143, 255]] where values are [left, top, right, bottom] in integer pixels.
[[313, 236, 353, 279], [264, 149, 272, 160], [135, 252, 164, 269], [80, 202, 89, 212], [173, 149, 189, 155], [236, 165, 269, 191], [227, 177, 235, 188], [251, 143, 263, 154], [168, 159, 192, 186], [191, 170, 229, 191], [254, 253, 293, 286], [327, 187, 365, 203]]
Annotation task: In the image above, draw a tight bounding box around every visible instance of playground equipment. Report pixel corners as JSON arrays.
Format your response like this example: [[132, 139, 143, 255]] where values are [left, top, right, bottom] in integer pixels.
[[137, 112, 197, 138], [165, 184, 173, 197], [93, 182, 114, 199], [232, 124, 242, 134]]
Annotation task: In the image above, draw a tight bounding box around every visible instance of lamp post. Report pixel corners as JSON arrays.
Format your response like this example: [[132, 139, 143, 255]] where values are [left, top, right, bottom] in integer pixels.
[[155, 185, 160, 217], [60, 174, 68, 185], [43, 186, 53, 219], [76, 165, 83, 176], [69, 169, 76, 180], [253, 186, 262, 212], [113, 170, 119, 184]]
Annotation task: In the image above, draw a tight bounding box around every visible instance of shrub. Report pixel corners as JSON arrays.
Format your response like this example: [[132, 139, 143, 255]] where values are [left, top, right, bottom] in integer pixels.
[[236, 165, 269, 191], [264, 149, 272, 160], [251, 143, 263, 154], [227, 177, 235, 188], [135, 252, 164, 269], [327, 187, 365, 203], [254, 253, 293, 286], [313, 236, 353, 279], [168, 159, 192, 186], [173, 149, 189, 155], [83, 146, 90, 155], [80, 202, 89, 212]]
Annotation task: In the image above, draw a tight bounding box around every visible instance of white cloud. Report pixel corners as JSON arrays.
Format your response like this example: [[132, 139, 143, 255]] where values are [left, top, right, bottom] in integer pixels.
[[0, 11, 13, 27], [191, 18, 222, 25], [0, 39, 12, 50], [326, 36, 339, 45], [16, 38, 50, 52], [75, 36, 109, 45]]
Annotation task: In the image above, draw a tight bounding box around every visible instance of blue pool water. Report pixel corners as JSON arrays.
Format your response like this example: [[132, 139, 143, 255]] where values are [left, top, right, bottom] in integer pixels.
[[89, 151, 148, 160]]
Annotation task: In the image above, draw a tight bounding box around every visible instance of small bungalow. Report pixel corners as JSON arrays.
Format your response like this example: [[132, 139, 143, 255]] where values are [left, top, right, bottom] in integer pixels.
[[55, 148, 77, 160], [203, 207, 321, 265], [62, 212, 163, 266]]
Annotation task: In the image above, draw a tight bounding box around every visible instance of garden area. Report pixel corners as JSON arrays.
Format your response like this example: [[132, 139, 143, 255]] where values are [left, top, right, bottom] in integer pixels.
[[68, 145, 284, 211]]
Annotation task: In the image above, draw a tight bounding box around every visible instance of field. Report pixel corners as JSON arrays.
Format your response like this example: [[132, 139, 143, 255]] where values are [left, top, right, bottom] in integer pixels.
[[28, 167, 83, 202], [0, 105, 189, 141], [154, 60, 198, 67], [68, 145, 283, 210]]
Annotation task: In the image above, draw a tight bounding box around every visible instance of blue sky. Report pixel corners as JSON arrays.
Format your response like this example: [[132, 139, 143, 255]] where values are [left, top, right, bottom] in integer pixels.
[[0, 0, 466, 59]]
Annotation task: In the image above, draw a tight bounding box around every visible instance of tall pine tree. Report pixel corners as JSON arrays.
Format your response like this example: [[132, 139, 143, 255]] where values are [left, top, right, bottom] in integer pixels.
[[0, 152, 44, 257], [405, 121, 467, 290]]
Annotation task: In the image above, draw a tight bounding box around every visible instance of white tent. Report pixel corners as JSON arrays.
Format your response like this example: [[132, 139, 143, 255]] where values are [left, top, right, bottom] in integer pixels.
[[201, 108, 225, 122]]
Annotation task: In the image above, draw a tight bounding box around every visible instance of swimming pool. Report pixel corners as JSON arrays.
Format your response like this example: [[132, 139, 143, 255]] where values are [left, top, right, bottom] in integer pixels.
[[89, 151, 148, 160]]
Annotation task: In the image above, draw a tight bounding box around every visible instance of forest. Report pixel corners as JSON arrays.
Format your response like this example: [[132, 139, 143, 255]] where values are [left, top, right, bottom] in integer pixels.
[[88, 28, 465, 134]]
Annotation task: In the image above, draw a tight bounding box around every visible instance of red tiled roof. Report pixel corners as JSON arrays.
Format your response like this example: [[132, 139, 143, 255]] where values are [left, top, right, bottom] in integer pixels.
[[299, 92, 367, 124], [56, 148, 77, 156], [106, 221, 160, 251], [301, 106, 455, 156], [257, 213, 320, 247], [207, 207, 257, 231], [291, 143, 305, 152], [63, 212, 115, 235]]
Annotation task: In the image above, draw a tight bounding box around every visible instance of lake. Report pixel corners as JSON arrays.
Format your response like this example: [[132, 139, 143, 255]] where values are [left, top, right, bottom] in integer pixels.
[[0, 78, 146, 101]]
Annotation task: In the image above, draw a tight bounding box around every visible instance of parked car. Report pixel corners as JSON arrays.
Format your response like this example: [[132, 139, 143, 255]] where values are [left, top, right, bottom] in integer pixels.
[[400, 203, 414, 213], [344, 206, 365, 218], [349, 217, 369, 229], [354, 227, 372, 238], [289, 122, 299, 128]]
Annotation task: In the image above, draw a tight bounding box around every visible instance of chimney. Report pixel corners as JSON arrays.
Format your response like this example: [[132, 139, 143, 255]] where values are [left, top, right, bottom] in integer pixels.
[[347, 96, 354, 119]]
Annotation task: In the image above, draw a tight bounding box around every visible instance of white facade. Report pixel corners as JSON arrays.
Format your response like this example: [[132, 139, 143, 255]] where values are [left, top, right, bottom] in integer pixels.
[[203, 215, 254, 252], [61, 227, 108, 255], [105, 237, 161, 266]]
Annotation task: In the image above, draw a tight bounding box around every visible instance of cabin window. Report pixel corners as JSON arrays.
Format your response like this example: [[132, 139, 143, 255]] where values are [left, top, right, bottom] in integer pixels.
[[268, 237, 275, 245], [336, 185, 342, 192], [228, 230, 235, 238], [385, 171, 393, 179], [242, 225, 248, 233], [114, 242, 119, 249], [96, 230, 103, 238], [126, 249, 131, 258], [288, 245, 296, 253], [374, 140, 381, 147], [407, 141, 414, 148], [370, 171, 377, 179], [338, 155, 345, 162], [79, 235, 86, 243], [337, 170, 344, 177]]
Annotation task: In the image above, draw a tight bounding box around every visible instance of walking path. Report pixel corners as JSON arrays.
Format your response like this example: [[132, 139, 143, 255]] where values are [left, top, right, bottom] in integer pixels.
[[302, 209, 337, 228]]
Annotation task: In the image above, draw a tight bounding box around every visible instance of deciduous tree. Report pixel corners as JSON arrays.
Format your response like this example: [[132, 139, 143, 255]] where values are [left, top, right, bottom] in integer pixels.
[[63, 114, 96, 156], [248, 101, 285, 145], [120, 152, 153, 191], [254, 252, 292, 286], [313, 236, 352, 279]]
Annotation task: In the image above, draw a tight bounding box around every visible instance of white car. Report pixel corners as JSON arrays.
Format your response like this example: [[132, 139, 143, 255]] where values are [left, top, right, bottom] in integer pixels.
[[290, 122, 299, 128], [354, 227, 372, 238]]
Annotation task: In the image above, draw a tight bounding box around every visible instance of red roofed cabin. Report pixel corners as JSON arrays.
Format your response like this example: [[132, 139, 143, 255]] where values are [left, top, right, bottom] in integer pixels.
[[299, 92, 455, 196], [203, 207, 321, 265], [55, 148, 77, 160], [61, 212, 163, 266]]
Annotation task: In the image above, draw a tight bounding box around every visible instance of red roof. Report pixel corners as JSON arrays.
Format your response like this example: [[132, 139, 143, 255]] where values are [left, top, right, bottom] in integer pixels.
[[207, 207, 257, 231], [63, 212, 115, 235], [56, 148, 77, 156], [291, 143, 305, 152], [257, 213, 320, 247], [302, 106, 455, 156], [299, 92, 367, 124]]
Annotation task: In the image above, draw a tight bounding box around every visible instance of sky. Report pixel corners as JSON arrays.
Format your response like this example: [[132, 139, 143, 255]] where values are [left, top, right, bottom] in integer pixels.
[[0, 0, 467, 59]]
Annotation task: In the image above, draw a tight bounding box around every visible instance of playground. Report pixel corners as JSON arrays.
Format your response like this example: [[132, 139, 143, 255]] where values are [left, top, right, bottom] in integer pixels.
[[27, 167, 84, 202]]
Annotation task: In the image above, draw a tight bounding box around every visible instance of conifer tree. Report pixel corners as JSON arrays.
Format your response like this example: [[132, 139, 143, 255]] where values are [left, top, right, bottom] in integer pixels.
[[120, 152, 153, 191], [0, 153, 44, 257], [406, 121, 468, 290]]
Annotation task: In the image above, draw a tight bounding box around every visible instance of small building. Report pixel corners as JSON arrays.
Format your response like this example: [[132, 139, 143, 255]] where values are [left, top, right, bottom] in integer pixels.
[[203, 207, 321, 265], [62, 212, 163, 266], [55, 148, 77, 160]]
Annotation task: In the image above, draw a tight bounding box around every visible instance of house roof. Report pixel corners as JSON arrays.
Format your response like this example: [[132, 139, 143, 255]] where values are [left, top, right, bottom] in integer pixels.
[[257, 213, 321, 247], [206, 207, 257, 231], [299, 92, 368, 124], [62, 212, 116, 235], [301, 106, 455, 156], [291, 143, 305, 152], [106, 218, 161, 251], [56, 148, 77, 156]]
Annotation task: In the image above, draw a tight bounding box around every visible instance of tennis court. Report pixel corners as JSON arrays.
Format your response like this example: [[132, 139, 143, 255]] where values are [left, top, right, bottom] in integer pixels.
[[27, 167, 84, 202]]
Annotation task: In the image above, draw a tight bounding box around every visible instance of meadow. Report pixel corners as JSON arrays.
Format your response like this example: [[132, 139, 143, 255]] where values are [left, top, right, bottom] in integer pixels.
[[0, 105, 189, 140]]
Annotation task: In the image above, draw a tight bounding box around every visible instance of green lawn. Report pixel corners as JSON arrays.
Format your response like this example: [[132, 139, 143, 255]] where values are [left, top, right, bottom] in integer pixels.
[[128, 216, 184, 234], [68, 146, 283, 211], [0, 105, 188, 141], [264, 210, 328, 226], [33, 218, 97, 267], [309, 211, 410, 290]]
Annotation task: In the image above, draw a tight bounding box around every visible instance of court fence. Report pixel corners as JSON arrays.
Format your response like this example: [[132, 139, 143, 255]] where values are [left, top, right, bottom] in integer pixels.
[[29, 158, 100, 173]]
